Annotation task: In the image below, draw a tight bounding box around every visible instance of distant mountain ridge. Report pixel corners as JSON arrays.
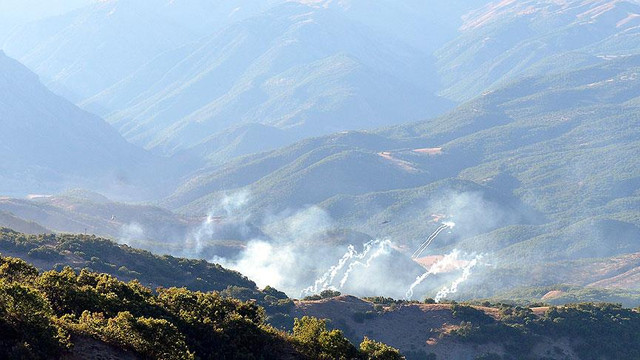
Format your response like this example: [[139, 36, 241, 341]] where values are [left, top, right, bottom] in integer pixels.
[[0, 51, 162, 197], [81, 2, 452, 156], [158, 55, 640, 300], [436, 0, 640, 101], [3, 0, 490, 160]]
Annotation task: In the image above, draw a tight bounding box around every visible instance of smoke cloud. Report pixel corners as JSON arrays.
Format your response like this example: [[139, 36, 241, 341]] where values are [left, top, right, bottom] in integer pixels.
[[434, 254, 483, 302], [118, 222, 145, 247], [114, 189, 500, 300]]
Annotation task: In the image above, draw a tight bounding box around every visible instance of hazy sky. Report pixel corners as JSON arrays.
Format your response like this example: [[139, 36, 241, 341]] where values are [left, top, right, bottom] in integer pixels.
[[0, 0, 94, 43], [0, 0, 93, 19]]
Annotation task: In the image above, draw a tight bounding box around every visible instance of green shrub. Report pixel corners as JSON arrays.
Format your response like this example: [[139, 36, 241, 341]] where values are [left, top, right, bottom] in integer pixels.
[[75, 311, 193, 360], [360, 336, 405, 360], [292, 316, 359, 360], [27, 246, 63, 261], [0, 281, 70, 359]]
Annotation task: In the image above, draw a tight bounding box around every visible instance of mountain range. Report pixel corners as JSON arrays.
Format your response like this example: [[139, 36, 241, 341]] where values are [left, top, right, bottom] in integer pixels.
[[3, 0, 490, 160], [0, 0, 638, 304]]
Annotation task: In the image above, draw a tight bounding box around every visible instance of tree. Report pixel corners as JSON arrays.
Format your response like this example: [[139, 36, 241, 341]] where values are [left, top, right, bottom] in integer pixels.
[[292, 316, 359, 360], [77, 311, 194, 360], [0, 256, 39, 283], [321, 289, 342, 299], [0, 281, 70, 359], [360, 336, 405, 360]]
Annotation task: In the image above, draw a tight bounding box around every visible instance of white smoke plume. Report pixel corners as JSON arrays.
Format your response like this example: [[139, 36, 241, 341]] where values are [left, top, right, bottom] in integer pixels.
[[405, 249, 463, 299], [405, 250, 486, 300], [300, 239, 393, 297], [178, 189, 497, 298], [214, 240, 297, 291], [185, 190, 251, 257], [118, 222, 145, 246], [339, 239, 392, 288], [302, 245, 358, 295], [434, 254, 483, 302], [190, 191, 380, 294], [412, 222, 455, 259]]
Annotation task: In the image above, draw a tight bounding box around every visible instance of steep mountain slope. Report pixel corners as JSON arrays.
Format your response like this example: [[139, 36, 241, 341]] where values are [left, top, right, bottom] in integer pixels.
[[294, 297, 640, 360], [0, 52, 165, 198], [436, 0, 640, 101], [0, 192, 194, 249], [160, 56, 640, 300], [169, 54, 640, 220], [2, 0, 277, 102], [2, 0, 495, 161], [0, 210, 50, 234], [83, 2, 450, 155], [0, 228, 256, 291]]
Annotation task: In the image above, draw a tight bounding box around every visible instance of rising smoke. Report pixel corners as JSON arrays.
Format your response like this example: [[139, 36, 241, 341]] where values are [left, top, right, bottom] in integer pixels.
[[118, 222, 145, 247], [434, 254, 482, 302], [412, 221, 455, 258], [301, 239, 393, 297], [116, 189, 498, 300]]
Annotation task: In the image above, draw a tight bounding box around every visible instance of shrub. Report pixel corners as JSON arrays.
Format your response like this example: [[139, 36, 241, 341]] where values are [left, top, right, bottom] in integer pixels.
[[360, 336, 404, 360], [0, 256, 39, 283], [292, 316, 359, 360], [27, 246, 63, 261], [321, 290, 342, 299], [0, 281, 70, 359], [76, 311, 193, 360]]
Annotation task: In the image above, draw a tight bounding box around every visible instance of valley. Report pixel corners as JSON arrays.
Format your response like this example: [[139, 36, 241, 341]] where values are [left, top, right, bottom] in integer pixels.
[[0, 0, 639, 359]]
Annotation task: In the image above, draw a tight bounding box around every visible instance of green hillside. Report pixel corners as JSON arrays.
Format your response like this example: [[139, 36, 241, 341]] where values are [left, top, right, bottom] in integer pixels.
[[435, 0, 640, 101], [0, 251, 404, 360], [158, 55, 640, 300], [2, 231, 640, 360], [0, 228, 255, 292]]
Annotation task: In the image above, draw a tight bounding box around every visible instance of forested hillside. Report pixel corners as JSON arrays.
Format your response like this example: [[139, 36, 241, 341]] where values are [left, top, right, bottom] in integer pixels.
[[2, 230, 640, 360], [154, 54, 640, 300], [0, 251, 404, 360], [0, 2, 639, 358]]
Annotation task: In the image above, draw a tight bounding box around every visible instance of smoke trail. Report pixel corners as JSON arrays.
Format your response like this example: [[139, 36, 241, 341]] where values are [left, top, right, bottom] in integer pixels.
[[339, 239, 392, 288], [405, 250, 461, 299], [434, 254, 482, 302], [301, 245, 357, 296], [186, 191, 250, 257], [301, 239, 392, 296], [412, 222, 455, 259], [190, 213, 216, 256], [412, 224, 447, 259]]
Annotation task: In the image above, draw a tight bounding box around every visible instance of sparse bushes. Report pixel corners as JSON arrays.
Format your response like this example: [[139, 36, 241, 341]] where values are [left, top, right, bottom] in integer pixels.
[[321, 289, 342, 298], [363, 296, 419, 306], [28, 246, 64, 261], [352, 310, 378, 323], [537, 303, 640, 359], [449, 303, 640, 359], [451, 304, 494, 325], [303, 289, 343, 301]]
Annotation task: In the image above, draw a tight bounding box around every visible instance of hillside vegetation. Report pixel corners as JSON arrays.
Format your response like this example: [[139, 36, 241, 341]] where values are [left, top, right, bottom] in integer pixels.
[[0, 252, 405, 360], [2, 230, 640, 360], [294, 295, 640, 360]]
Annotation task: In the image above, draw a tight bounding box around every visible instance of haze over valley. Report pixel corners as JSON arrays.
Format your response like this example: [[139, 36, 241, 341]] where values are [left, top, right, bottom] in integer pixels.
[[1, 1, 640, 359]]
